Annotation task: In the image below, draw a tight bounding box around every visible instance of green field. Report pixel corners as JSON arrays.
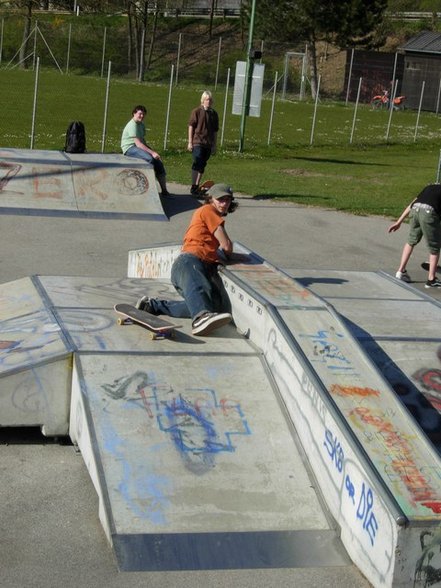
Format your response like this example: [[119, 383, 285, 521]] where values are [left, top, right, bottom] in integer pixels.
[[1, 68, 441, 218]]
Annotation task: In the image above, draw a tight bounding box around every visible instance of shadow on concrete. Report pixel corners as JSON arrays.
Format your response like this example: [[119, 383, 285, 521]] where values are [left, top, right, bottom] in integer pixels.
[[0, 427, 72, 445], [160, 193, 201, 218], [294, 277, 349, 288], [342, 316, 441, 455]]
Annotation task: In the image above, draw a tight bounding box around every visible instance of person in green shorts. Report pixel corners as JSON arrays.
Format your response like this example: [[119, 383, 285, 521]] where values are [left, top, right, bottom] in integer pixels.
[[388, 183, 441, 288]]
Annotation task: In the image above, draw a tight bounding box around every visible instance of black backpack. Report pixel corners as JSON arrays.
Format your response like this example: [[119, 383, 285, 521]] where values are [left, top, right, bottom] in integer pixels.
[[64, 121, 86, 153]]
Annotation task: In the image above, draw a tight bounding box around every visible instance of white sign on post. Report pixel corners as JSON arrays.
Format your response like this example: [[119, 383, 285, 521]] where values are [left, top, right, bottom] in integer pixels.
[[232, 61, 265, 117]]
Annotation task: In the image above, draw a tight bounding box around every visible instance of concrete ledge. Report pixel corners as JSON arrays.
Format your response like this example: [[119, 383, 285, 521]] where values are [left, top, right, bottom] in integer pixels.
[[0, 148, 167, 219]]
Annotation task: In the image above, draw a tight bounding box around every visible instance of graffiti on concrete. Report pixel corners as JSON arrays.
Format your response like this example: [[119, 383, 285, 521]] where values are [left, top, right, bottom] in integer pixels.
[[412, 345, 441, 415], [101, 371, 251, 474], [0, 161, 22, 194], [324, 427, 379, 547], [231, 265, 310, 305], [32, 166, 65, 200], [116, 169, 149, 195], [414, 528, 441, 587], [130, 248, 181, 279], [0, 310, 63, 370], [266, 327, 394, 574], [350, 406, 441, 514], [299, 328, 359, 376]]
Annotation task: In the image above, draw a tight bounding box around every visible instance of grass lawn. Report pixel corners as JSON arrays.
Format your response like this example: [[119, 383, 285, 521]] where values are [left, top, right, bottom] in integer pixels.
[[1, 68, 441, 217]]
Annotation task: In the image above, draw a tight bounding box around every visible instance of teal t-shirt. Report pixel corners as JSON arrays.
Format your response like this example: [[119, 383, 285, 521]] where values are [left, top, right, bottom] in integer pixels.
[[121, 118, 145, 154]]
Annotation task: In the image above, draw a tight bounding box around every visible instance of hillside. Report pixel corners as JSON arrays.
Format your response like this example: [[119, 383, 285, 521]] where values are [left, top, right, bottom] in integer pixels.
[[0, 10, 425, 98]]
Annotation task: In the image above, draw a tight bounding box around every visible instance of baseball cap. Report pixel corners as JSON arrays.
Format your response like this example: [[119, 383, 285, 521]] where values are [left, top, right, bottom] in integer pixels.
[[208, 183, 234, 199]]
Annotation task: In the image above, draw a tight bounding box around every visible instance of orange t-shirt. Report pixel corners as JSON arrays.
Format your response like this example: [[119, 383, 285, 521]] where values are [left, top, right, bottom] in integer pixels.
[[182, 204, 224, 263]]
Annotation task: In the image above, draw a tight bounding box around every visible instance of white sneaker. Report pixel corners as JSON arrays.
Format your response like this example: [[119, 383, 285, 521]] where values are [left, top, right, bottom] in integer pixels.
[[395, 270, 411, 282], [192, 312, 232, 336]]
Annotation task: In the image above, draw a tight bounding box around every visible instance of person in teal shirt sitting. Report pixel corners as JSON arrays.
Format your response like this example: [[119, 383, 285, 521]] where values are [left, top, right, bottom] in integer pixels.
[[121, 104, 170, 196]]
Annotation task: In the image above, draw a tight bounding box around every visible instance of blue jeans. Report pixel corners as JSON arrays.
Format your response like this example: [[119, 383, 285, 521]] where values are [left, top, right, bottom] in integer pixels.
[[149, 253, 231, 320], [125, 145, 166, 179]]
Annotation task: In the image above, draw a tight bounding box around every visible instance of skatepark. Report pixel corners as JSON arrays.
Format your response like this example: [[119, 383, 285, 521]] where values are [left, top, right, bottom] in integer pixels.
[[1, 149, 441, 588]]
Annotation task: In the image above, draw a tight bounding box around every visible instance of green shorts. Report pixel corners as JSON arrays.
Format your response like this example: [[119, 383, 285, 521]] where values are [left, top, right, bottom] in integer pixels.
[[408, 208, 441, 254]]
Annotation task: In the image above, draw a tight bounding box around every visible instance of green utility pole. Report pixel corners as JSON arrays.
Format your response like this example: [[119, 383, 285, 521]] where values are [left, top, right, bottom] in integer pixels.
[[238, 0, 257, 153]]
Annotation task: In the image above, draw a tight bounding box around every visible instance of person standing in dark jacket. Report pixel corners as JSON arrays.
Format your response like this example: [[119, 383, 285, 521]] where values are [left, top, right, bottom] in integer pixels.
[[188, 90, 219, 196]]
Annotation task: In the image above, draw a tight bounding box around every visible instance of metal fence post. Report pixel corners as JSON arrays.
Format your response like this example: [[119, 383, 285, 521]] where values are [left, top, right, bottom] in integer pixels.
[[175, 33, 182, 85], [30, 57, 40, 149], [385, 79, 398, 141], [66, 23, 72, 74], [101, 27, 107, 78], [310, 74, 321, 145], [220, 67, 230, 147], [436, 149, 441, 184], [164, 64, 174, 150], [350, 77, 362, 144], [0, 18, 4, 65], [267, 71, 278, 145], [345, 48, 354, 106], [414, 80, 426, 142], [101, 61, 111, 153], [215, 36, 222, 90]]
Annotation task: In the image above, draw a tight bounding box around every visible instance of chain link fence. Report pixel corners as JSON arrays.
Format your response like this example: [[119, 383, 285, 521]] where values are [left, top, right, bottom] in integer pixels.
[[0, 14, 346, 90], [1, 13, 439, 152]]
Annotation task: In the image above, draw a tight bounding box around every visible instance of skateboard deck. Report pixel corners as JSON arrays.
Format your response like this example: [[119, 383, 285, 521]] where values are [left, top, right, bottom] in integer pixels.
[[193, 180, 214, 198], [421, 262, 441, 272], [114, 304, 180, 339]]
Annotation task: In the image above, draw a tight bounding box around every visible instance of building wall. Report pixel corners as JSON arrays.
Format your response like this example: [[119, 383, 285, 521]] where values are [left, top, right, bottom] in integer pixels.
[[344, 49, 405, 104], [402, 53, 441, 111]]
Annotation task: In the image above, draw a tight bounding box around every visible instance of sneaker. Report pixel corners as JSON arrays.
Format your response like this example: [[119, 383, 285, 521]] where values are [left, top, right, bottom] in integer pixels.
[[425, 277, 441, 288], [395, 270, 411, 282], [190, 184, 199, 196], [160, 189, 171, 197], [192, 312, 232, 336], [136, 296, 153, 313]]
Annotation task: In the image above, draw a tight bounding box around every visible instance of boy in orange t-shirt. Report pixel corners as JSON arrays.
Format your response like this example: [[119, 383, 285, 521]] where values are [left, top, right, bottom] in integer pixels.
[[137, 183, 239, 336]]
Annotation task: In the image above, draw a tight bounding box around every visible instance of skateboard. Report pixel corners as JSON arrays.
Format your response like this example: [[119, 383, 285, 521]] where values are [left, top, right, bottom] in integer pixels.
[[193, 180, 214, 198], [421, 262, 441, 272], [114, 304, 180, 339]]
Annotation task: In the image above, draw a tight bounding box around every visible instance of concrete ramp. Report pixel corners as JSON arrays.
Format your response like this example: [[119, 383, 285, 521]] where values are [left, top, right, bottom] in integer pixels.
[[0, 273, 346, 572], [128, 243, 441, 587], [287, 269, 441, 451], [70, 351, 343, 571], [0, 148, 167, 220], [3, 243, 441, 585], [0, 276, 72, 435]]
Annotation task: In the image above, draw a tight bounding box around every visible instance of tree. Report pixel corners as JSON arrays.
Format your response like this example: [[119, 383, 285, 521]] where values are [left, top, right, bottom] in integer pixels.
[[7, 0, 36, 69], [125, 0, 172, 80], [245, 0, 388, 96]]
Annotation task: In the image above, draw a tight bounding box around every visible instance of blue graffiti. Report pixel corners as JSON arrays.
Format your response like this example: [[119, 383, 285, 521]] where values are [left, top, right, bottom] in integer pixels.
[[101, 372, 252, 473], [357, 482, 378, 547], [324, 428, 344, 473], [345, 474, 356, 505], [324, 428, 378, 547], [101, 418, 170, 524], [162, 394, 227, 454], [158, 392, 251, 454]]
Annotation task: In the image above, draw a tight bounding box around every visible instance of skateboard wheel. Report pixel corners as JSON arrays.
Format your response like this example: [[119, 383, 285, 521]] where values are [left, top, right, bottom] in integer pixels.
[[117, 317, 132, 325]]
